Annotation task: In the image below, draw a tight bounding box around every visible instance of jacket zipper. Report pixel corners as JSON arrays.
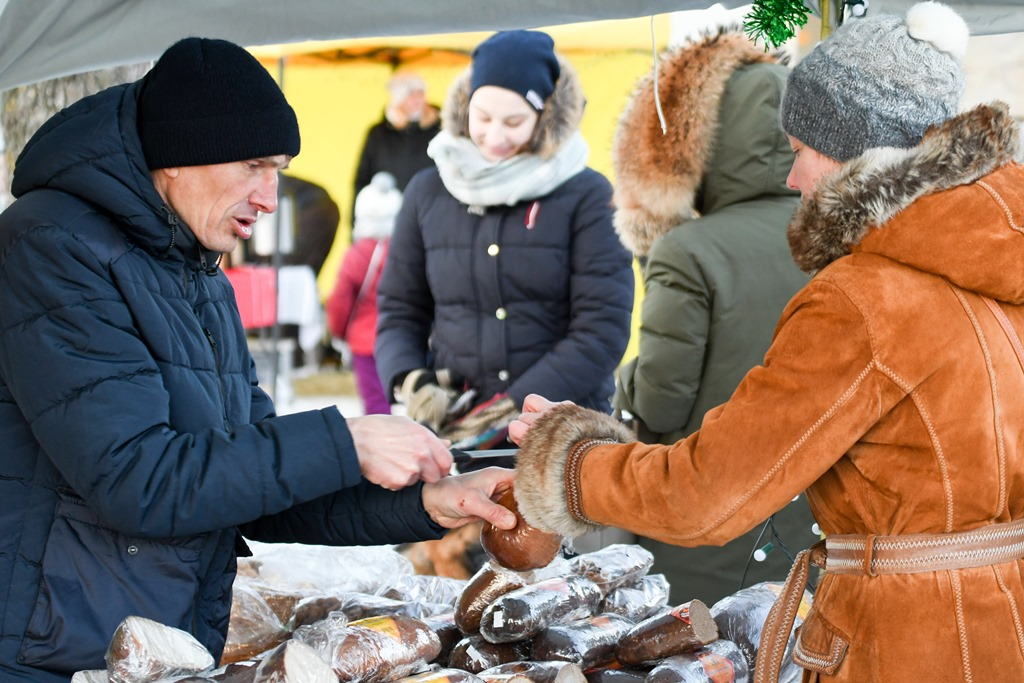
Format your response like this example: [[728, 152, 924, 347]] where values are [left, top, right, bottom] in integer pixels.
[[203, 327, 231, 429]]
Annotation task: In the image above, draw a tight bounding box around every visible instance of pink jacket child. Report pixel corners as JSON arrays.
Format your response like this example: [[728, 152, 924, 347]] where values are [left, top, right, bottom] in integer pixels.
[[327, 172, 402, 414]]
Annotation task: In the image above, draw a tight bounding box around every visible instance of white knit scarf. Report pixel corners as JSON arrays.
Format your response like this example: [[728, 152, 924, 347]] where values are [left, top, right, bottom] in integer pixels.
[[428, 129, 589, 210]]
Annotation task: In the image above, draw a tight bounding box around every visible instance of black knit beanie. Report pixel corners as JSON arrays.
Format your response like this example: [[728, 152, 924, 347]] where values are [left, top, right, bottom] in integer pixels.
[[137, 37, 300, 170], [470, 30, 560, 112]]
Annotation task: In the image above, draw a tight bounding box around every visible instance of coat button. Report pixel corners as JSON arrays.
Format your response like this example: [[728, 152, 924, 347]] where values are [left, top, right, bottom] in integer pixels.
[[487, 244, 500, 256], [495, 307, 507, 320], [498, 370, 509, 381], [127, 545, 139, 555]]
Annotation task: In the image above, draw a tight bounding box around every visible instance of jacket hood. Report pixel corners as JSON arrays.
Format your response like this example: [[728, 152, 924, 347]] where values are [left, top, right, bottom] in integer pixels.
[[789, 102, 1024, 300], [441, 52, 584, 161], [11, 80, 210, 267], [612, 29, 793, 257]]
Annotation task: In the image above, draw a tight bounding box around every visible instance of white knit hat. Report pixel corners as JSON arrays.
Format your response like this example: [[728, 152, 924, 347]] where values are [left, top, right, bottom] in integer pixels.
[[353, 172, 403, 240]]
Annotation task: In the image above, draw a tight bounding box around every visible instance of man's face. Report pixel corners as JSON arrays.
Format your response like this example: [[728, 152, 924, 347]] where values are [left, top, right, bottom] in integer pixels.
[[153, 155, 291, 253]]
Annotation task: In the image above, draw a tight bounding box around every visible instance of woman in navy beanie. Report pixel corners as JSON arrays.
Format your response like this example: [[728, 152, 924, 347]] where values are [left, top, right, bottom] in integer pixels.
[[376, 30, 634, 454]]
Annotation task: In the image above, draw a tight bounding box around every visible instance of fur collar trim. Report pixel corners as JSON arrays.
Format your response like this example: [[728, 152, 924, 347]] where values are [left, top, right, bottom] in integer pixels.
[[789, 102, 1022, 274], [441, 53, 584, 160], [611, 29, 782, 257]]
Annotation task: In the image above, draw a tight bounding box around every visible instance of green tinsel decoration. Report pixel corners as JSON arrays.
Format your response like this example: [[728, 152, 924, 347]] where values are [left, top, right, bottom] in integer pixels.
[[744, 0, 812, 48]]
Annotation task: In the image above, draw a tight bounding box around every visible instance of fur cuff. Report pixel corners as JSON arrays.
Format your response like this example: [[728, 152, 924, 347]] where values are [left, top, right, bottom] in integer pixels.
[[514, 404, 634, 538]]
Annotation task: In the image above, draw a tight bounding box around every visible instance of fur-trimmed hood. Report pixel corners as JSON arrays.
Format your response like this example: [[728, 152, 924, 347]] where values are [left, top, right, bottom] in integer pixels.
[[441, 52, 584, 160], [789, 102, 1024, 295], [612, 29, 792, 257]]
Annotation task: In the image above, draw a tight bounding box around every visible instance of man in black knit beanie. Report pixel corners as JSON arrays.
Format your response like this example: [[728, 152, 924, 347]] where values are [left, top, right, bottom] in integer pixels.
[[0, 36, 514, 681]]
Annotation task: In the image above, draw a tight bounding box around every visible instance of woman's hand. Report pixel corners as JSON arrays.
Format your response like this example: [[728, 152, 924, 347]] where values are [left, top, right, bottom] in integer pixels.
[[346, 414, 453, 490], [421, 467, 517, 530], [507, 394, 574, 444]]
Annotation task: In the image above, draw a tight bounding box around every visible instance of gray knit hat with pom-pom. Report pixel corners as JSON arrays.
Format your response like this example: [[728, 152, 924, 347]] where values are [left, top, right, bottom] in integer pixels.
[[781, 1, 968, 162]]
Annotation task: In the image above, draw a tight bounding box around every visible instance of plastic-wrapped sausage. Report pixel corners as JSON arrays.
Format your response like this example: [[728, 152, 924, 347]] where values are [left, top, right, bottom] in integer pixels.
[[567, 544, 654, 595], [583, 666, 648, 683], [645, 639, 750, 683], [456, 563, 529, 635], [448, 634, 533, 673], [477, 661, 586, 683], [614, 600, 719, 667], [293, 614, 441, 683], [529, 613, 634, 669], [421, 613, 463, 666], [710, 582, 812, 683], [481, 489, 565, 572], [599, 573, 670, 622], [479, 576, 603, 644]]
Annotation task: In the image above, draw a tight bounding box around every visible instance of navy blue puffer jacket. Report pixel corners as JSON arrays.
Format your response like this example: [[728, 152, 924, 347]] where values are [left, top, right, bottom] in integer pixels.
[[0, 81, 443, 681], [377, 167, 633, 411], [375, 53, 634, 413]]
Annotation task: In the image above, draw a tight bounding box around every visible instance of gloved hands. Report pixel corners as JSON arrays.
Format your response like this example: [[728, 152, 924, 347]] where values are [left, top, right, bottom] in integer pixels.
[[397, 369, 456, 432], [440, 393, 519, 450]]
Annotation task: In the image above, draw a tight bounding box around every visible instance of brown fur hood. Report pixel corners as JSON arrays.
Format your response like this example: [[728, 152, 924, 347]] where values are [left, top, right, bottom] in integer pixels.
[[789, 102, 1023, 277], [612, 29, 786, 257], [441, 52, 584, 161]]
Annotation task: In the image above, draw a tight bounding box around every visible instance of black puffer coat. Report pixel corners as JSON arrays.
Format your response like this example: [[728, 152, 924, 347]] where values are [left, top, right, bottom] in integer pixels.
[[0, 80, 442, 682], [375, 55, 634, 412]]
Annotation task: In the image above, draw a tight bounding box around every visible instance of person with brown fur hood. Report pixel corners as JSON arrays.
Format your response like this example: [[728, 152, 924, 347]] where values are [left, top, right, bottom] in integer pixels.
[[611, 29, 817, 605], [506, 2, 1024, 681], [376, 30, 634, 452]]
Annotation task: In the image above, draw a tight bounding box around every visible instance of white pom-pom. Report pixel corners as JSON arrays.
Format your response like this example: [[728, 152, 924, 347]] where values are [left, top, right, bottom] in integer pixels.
[[906, 1, 969, 61]]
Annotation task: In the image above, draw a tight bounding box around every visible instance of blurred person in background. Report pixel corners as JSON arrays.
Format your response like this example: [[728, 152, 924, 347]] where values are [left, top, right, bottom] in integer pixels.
[[327, 171, 403, 415]]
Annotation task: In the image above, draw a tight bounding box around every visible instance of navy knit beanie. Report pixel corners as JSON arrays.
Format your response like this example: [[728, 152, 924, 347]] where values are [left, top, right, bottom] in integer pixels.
[[137, 37, 301, 170], [470, 30, 560, 112]]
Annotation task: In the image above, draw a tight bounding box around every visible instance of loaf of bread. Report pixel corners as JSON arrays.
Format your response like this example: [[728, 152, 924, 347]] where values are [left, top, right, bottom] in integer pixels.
[[529, 613, 634, 669], [477, 661, 586, 683], [480, 490, 563, 572], [295, 614, 441, 683], [206, 661, 260, 682], [455, 563, 528, 634], [448, 634, 533, 673], [221, 582, 291, 664], [396, 668, 489, 683], [567, 544, 654, 595], [250, 640, 336, 682], [599, 573, 670, 622], [614, 600, 719, 667], [105, 615, 215, 682], [290, 595, 346, 630], [645, 639, 750, 683], [479, 576, 603, 644]]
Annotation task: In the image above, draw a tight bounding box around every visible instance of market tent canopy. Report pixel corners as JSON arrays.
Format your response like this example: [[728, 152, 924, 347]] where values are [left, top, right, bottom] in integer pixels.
[[0, 0, 1022, 92]]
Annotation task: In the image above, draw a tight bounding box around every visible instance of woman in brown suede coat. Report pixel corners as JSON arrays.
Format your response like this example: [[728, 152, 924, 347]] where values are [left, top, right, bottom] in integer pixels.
[[508, 3, 1024, 681]]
